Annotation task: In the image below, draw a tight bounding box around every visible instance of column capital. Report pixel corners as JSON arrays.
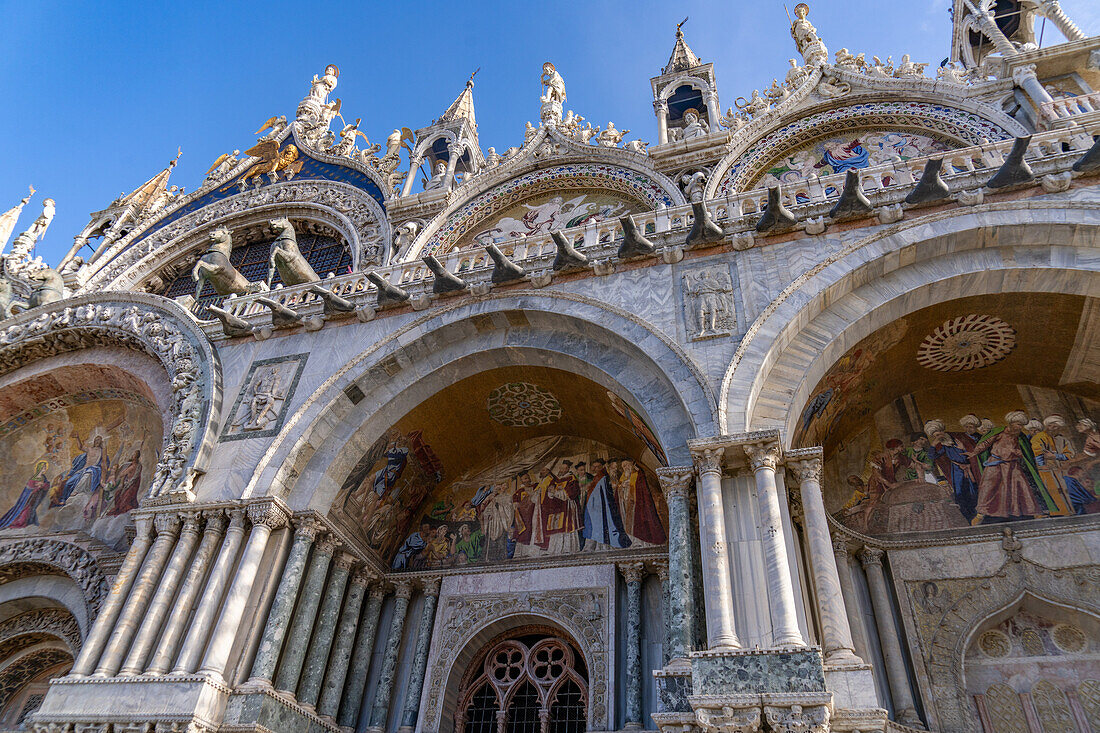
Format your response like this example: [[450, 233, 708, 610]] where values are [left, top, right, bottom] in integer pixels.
[[420, 576, 442, 597], [692, 447, 724, 476], [832, 537, 852, 557], [787, 456, 823, 485], [393, 581, 414, 600], [202, 509, 228, 533], [744, 440, 782, 472], [1012, 63, 1039, 84], [656, 466, 694, 498], [315, 534, 340, 556], [858, 546, 884, 568], [246, 500, 289, 530], [351, 568, 377, 588], [368, 584, 387, 602], [132, 514, 154, 539], [653, 98, 669, 113], [179, 510, 204, 534], [293, 515, 326, 540], [153, 513, 182, 537], [651, 559, 669, 582], [227, 506, 248, 529], [619, 561, 647, 584], [333, 551, 358, 571]]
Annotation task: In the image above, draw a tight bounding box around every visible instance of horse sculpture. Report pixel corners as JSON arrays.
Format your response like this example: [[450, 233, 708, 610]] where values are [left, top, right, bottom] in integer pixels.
[[191, 227, 265, 302], [266, 218, 319, 287], [27, 268, 65, 309]]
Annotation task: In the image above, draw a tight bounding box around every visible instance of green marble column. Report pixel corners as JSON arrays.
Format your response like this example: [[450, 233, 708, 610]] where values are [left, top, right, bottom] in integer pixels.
[[318, 569, 372, 720], [338, 584, 385, 728], [274, 534, 337, 695], [621, 562, 646, 729], [298, 551, 354, 709], [368, 582, 413, 730], [656, 467, 697, 664], [399, 578, 441, 731], [247, 517, 322, 686]]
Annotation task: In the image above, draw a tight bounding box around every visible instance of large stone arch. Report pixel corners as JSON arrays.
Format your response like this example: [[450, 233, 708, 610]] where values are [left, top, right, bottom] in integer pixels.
[[0, 293, 222, 503], [0, 539, 106, 624], [245, 291, 716, 508], [405, 127, 684, 259], [423, 595, 611, 732], [719, 202, 1100, 439], [81, 178, 391, 291]]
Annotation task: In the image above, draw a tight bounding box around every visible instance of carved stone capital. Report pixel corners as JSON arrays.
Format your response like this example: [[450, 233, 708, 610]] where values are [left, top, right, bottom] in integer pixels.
[[420, 576, 442, 597], [179, 510, 203, 534], [656, 466, 694, 499], [333, 551, 357, 571], [351, 568, 376, 588], [692, 447, 724, 476], [858, 546, 884, 568], [368, 584, 387, 602], [202, 509, 228, 534], [292, 516, 325, 542], [695, 704, 761, 733], [315, 534, 340, 556], [393, 581, 414, 600], [652, 559, 669, 582], [787, 457, 822, 485], [153, 513, 182, 538], [226, 506, 248, 529], [832, 538, 851, 558], [619, 561, 646, 584], [764, 703, 830, 733], [744, 440, 782, 472], [132, 515, 155, 540], [246, 500, 289, 530]]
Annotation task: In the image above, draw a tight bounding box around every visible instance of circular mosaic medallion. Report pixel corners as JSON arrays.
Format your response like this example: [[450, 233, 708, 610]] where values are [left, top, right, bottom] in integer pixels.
[[1052, 624, 1087, 654], [979, 630, 1011, 658], [916, 314, 1017, 372], [487, 382, 562, 427]]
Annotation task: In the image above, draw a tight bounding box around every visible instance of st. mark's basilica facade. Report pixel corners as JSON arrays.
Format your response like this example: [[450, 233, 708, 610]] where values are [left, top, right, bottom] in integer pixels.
[[0, 2, 1098, 732]]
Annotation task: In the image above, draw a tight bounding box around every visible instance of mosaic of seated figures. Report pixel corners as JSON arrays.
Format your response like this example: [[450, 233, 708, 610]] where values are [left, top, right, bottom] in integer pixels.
[[0, 383, 162, 549], [801, 294, 1100, 537], [330, 369, 668, 569]]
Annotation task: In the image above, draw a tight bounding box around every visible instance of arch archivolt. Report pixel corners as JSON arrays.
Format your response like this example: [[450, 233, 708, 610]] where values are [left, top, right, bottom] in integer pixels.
[[0, 539, 107, 625], [659, 74, 714, 100], [83, 179, 390, 290], [249, 290, 716, 506], [0, 293, 222, 503], [423, 590, 610, 733], [720, 203, 1100, 438]]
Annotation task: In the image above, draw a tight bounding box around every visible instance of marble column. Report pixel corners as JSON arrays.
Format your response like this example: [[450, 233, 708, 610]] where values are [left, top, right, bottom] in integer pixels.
[[444, 142, 461, 189], [173, 507, 247, 674], [789, 455, 861, 665], [1041, 0, 1087, 41], [744, 440, 804, 647], [654, 560, 671, 665], [70, 517, 154, 677], [247, 517, 323, 687], [691, 449, 740, 650], [318, 569, 372, 721], [96, 514, 182, 676], [369, 582, 414, 731], [274, 533, 338, 695], [705, 92, 721, 133], [198, 501, 288, 682], [401, 155, 423, 196], [148, 510, 228, 675], [859, 547, 923, 728], [339, 584, 386, 728], [120, 511, 203, 675], [964, 0, 1018, 56], [298, 551, 355, 709], [654, 99, 669, 145], [621, 562, 646, 730], [832, 539, 871, 661], [656, 467, 696, 664], [1012, 63, 1056, 107], [399, 577, 441, 732]]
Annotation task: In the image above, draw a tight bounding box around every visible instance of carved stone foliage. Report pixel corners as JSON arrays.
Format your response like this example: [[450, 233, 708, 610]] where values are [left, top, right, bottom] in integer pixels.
[[903, 556, 1100, 731], [0, 539, 107, 618], [0, 610, 81, 656], [423, 588, 609, 731], [82, 179, 388, 291], [0, 295, 220, 503], [220, 353, 309, 441], [0, 647, 71, 711]]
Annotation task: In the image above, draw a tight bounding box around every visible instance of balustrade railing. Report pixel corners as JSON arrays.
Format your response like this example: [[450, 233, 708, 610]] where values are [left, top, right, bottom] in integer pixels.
[[212, 125, 1097, 325], [1042, 91, 1100, 121]]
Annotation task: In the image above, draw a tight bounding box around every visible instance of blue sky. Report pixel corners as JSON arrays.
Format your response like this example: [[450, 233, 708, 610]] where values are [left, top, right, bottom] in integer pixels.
[[1, 0, 1096, 265]]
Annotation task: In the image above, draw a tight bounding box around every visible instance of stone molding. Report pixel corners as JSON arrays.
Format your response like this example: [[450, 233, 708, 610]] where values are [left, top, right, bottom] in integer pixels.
[[0, 293, 221, 504], [0, 538, 107, 619], [0, 608, 82, 657]]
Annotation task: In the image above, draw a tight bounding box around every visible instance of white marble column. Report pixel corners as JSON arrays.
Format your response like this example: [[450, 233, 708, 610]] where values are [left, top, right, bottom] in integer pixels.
[[654, 99, 669, 145], [120, 511, 203, 675], [964, 0, 1019, 56], [247, 517, 323, 687], [705, 91, 721, 132], [173, 507, 247, 674], [444, 142, 461, 189], [318, 568, 372, 721], [621, 562, 646, 730], [399, 577, 441, 732], [401, 154, 423, 196], [744, 440, 805, 647], [339, 584, 386, 728], [70, 517, 154, 677], [691, 448, 740, 650], [198, 501, 288, 682], [656, 467, 696, 664], [789, 454, 861, 665], [858, 547, 923, 728], [1041, 0, 1087, 41], [147, 509, 227, 675], [95, 514, 182, 676]]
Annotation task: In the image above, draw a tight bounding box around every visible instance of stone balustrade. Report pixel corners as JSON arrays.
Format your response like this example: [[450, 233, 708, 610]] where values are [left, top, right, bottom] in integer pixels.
[[1041, 90, 1100, 122]]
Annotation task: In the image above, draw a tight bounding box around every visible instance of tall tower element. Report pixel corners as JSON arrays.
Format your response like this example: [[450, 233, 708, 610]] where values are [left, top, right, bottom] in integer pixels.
[[650, 21, 721, 146], [401, 73, 485, 196]]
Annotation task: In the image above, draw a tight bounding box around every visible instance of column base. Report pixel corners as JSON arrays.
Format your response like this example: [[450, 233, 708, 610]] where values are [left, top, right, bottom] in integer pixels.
[[823, 647, 865, 667], [397, 726, 415, 733], [624, 722, 643, 730], [824, 662, 880, 710]]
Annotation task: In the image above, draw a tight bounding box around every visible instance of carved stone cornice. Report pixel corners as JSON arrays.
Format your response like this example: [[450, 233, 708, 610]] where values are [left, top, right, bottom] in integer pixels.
[[656, 466, 694, 499]]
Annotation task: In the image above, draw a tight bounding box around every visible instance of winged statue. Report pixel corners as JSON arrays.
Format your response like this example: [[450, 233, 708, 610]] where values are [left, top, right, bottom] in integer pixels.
[[255, 115, 288, 139], [238, 139, 304, 189]]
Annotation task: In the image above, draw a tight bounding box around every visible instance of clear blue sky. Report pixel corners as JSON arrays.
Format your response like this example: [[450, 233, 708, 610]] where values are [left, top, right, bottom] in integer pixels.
[[2, 0, 1096, 265]]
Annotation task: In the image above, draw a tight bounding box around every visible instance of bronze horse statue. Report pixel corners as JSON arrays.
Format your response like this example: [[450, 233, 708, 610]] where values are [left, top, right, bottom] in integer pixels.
[[266, 218, 319, 287], [27, 268, 65, 309], [191, 227, 265, 302]]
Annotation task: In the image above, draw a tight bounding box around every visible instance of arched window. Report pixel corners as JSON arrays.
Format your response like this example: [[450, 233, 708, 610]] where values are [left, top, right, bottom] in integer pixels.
[[456, 635, 587, 733]]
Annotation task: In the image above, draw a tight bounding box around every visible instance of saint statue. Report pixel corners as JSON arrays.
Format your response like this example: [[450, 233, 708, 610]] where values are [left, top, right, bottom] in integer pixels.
[[790, 3, 827, 66], [681, 109, 708, 140], [423, 160, 450, 192], [540, 62, 566, 124]]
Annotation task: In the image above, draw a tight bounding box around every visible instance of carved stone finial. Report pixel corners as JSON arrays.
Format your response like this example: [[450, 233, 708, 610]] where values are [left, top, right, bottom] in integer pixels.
[[744, 440, 782, 472], [656, 466, 694, 499], [858, 546, 884, 568]]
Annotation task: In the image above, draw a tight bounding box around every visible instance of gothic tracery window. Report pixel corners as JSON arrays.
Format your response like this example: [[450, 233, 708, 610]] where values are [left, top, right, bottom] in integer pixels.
[[456, 635, 587, 733]]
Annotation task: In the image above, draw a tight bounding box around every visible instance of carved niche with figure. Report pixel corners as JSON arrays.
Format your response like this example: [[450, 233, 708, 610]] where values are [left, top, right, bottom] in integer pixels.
[[221, 353, 309, 441]]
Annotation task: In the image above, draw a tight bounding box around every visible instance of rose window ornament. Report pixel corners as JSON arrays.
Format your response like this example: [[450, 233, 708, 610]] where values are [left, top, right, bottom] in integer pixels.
[[486, 382, 562, 427], [916, 314, 1017, 372]]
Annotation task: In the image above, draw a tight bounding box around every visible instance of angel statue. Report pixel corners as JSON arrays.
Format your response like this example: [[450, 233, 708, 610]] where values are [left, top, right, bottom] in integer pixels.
[[255, 115, 288, 140], [329, 118, 372, 157], [375, 127, 414, 189], [205, 150, 240, 184], [596, 122, 629, 148], [298, 64, 339, 122], [540, 61, 566, 124]]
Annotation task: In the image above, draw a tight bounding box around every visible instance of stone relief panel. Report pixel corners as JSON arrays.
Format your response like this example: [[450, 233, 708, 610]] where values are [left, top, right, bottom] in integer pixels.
[[679, 263, 740, 342], [220, 353, 309, 442]]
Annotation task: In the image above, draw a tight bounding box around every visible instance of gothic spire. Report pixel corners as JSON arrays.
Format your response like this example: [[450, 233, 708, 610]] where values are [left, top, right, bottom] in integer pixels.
[[117, 149, 182, 211], [663, 20, 701, 74], [436, 72, 478, 128], [0, 186, 33, 254]]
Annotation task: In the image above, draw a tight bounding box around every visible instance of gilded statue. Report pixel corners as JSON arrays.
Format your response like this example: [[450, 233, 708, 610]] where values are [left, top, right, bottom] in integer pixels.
[[238, 139, 304, 189]]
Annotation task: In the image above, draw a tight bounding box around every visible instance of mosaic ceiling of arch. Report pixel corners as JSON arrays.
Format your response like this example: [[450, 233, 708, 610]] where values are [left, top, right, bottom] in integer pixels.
[[0, 365, 164, 550], [796, 293, 1100, 538], [328, 365, 669, 570]]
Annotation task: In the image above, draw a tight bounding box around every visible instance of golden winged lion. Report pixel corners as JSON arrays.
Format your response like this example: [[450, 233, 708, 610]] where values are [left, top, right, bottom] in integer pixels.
[[238, 140, 304, 188]]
